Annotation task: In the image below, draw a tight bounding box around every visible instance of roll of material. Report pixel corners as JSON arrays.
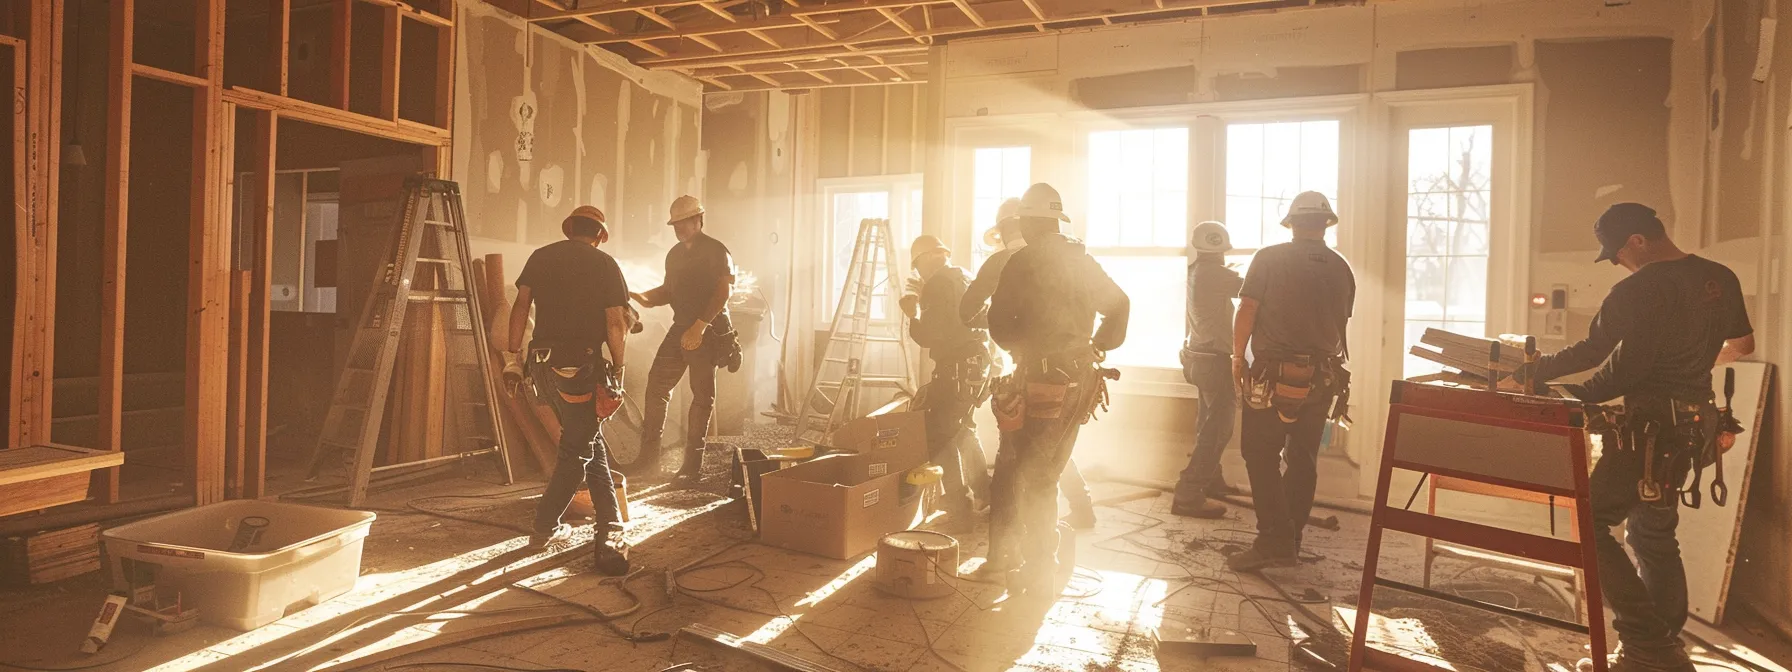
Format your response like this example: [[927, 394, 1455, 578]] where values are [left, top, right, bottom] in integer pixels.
[[874, 531, 959, 600]]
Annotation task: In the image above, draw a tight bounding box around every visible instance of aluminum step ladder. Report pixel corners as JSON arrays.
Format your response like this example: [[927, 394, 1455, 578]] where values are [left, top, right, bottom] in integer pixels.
[[794, 218, 917, 445], [305, 177, 512, 505]]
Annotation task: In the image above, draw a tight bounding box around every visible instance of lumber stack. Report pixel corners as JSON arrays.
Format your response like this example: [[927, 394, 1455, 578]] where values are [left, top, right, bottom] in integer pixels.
[[1, 523, 100, 585], [471, 254, 560, 475], [1409, 329, 1527, 380]]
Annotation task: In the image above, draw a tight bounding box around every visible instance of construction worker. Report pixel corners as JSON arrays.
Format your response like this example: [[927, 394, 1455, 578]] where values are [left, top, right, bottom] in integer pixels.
[[1227, 191, 1354, 573], [901, 235, 990, 530], [1171, 221, 1241, 519], [1522, 203, 1752, 672], [632, 195, 739, 482], [962, 200, 1101, 531], [506, 205, 631, 576], [987, 183, 1129, 599]]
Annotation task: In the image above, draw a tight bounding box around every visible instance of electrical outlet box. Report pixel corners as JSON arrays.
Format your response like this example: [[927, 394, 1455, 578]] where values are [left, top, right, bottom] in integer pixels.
[[1542, 284, 1570, 337]]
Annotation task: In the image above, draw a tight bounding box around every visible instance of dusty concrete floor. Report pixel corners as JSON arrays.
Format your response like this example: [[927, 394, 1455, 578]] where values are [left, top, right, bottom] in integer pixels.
[[1, 433, 1788, 672]]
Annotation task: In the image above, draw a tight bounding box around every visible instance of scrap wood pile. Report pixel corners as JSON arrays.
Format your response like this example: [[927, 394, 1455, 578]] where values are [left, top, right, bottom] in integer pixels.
[[1408, 329, 1527, 381], [1, 523, 100, 585], [470, 253, 564, 476]]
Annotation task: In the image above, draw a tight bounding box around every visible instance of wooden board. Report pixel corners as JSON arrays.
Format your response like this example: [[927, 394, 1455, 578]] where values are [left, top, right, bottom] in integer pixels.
[[0, 472, 90, 519], [0, 444, 127, 487], [1684, 362, 1773, 625], [1, 523, 100, 585]]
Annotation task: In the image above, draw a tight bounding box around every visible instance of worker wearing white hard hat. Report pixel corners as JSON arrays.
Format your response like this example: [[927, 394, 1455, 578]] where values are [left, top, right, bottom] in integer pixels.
[[982, 182, 1129, 602], [1171, 221, 1242, 521], [631, 194, 743, 482], [1228, 191, 1356, 573]]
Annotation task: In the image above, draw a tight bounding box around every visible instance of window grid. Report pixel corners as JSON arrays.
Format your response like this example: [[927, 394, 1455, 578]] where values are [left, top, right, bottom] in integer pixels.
[[971, 146, 1032, 265], [1401, 125, 1493, 377], [1223, 120, 1341, 279], [1085, 127, 1190, 368]]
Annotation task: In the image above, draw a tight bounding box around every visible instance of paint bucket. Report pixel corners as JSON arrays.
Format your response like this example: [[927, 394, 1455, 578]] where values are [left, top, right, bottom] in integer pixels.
[[874, 530, 959, 600]]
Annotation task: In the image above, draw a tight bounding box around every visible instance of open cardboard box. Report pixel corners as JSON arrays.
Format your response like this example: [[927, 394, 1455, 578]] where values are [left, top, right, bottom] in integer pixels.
[[757, 410, 928, 559]]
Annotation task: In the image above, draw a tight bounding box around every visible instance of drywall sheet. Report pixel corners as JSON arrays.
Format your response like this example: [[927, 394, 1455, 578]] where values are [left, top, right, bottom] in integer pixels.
[[1394, 45, 1517, 91], [945, 33, 1059, 79], [1685, 361, 1772, 625]]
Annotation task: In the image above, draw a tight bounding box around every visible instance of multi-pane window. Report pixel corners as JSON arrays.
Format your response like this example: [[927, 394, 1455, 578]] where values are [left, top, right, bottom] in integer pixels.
[[824, 185, 919, 323], [1402, 125, 1493, 376], [1223, 120, 1341, 275], [1085, 127, 1189, 368], [971, 147, 1031, 264]]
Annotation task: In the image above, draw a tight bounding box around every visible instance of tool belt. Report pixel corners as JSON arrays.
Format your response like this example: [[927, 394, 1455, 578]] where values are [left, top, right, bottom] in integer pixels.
[[914, 350, 993, 411], [989, 349, 1118, 431], [527, 342, 623, 421], [1245, 355, 1350, 424], [704, 327, 744, 373], [1615, 396, 1720, 508]]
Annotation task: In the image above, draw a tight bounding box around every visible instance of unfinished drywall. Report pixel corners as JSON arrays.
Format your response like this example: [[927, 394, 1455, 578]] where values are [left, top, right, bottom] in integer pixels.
[[52, 0, 109, 382], [816, 83, 927, 179], [452, 0, 701, 282], [1394, 45, 1519, 91]]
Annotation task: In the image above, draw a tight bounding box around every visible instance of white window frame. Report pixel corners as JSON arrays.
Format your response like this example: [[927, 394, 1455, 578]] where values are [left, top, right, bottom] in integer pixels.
[[815, 174, 923, 327]]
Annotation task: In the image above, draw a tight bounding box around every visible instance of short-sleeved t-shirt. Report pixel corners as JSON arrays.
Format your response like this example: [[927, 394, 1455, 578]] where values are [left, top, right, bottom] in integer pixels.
[[515, 240, 629, 349], [665, 232, 734, 329], [1543, 255, 1751, 403], [1238, 239, 1355, 362]]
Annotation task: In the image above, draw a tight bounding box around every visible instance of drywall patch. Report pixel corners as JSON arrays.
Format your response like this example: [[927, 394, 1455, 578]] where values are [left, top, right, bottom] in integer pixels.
[[540, 164, 565, 208], [729, 162, 749, 193], [1394, 45, 1517, 90], [485, 150, 504, 193], [589, 173, 608, 212]]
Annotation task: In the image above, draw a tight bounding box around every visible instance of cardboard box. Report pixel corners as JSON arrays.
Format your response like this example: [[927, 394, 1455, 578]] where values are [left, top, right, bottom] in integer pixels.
[[757, 411, 929, 559]]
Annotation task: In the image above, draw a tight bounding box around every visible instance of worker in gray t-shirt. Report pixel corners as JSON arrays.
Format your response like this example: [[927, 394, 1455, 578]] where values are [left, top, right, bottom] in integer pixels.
[[1226, 191, 1355, 573], [1171, 221, 1242, 520]]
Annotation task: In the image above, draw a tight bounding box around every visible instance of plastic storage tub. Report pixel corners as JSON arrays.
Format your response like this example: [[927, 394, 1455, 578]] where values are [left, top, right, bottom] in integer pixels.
[[101, 500, 376, 630]]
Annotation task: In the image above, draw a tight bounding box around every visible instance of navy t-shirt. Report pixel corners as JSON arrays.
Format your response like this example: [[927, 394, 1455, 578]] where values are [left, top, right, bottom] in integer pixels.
[[516, 240, 629, 349]]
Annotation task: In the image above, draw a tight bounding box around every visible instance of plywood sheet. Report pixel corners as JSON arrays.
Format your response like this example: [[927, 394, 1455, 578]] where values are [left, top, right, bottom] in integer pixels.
[[0, 444, 127, 486], [1685, 362, 1772, 625], [1391, 412, 1576, 492]]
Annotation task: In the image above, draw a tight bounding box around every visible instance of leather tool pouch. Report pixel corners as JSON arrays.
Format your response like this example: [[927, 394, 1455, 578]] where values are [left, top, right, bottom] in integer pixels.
[[544, 345, 598, 404], [992, 375, 1026, 431], [1025, 378, 1069, 419], [1270, 357, 1318, 423], [707, 328, 744, 373]]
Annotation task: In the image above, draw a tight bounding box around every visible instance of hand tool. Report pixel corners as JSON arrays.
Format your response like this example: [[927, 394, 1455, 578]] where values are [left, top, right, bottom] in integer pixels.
[[1637, 420, 1661, 503]]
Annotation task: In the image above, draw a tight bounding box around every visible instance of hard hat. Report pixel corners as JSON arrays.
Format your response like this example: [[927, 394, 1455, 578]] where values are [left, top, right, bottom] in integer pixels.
[[983, 198, 1023, 247], [1190, 221, 1231, 253], [562, 205, 608, 239], [910, 235, 950, 266], [1015, 183, 1071, 223], [667, 195, 705, 225], [1280, 191, 1337, 228]]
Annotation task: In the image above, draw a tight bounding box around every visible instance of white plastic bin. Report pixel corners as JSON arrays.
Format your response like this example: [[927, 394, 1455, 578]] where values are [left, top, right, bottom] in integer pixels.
[[101, 500, 376, 631]]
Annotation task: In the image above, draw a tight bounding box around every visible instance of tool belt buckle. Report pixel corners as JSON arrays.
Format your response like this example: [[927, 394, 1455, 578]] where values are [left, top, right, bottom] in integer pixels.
[[1637, 479, 1662, 503]]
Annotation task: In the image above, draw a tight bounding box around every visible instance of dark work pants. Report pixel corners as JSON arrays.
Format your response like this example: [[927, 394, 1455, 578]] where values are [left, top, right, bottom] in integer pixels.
[[641, 326, 719, 471], [1589, 446, 1687, 651], [1174, 355, 1237, 506], [1239, 394, 1331, 556], [529, 347, 622, 536], [987, 438, 1091, 567], [920, 359, 987, 511], [1008, 370, 1096, 584]]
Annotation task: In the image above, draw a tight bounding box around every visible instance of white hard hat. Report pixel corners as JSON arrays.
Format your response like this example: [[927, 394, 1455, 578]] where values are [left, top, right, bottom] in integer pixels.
[[1015, 183, 1071, 223], [1281, 191, 1337, 228], [667, 194, 704, 225], [984, 197, 1023, 246], [1190, 221, 1231, 253]]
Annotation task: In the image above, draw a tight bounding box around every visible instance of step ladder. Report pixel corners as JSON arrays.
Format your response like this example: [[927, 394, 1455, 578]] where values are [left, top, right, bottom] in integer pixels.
[[305, 177, 513, 506], [794, 218, 917, 445]]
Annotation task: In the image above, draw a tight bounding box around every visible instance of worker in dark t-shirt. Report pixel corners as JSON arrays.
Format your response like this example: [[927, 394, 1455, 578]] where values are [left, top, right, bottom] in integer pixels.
[[506, 205, 632, 576], [1228, 191, 1355, 573], [902, 235, 990, 532], [632, 195, 737, 482], [1526, 203, 1753, 672]]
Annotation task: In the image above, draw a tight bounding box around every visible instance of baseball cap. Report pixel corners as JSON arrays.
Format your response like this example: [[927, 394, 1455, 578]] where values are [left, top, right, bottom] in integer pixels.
[[910, 235, 950, 266], [1593, 203, 1665, 263], [667, 195, 704, 225], [1280, 191, 1338, 227]]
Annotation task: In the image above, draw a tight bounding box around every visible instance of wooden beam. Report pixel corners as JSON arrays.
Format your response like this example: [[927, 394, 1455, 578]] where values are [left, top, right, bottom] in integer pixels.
[[793, 14, 839, 39], [435, 7, 454, 129], [330, 0, 351, 108], [585, 0, 953, 44], [634, 0, 1286, 68], [1018, 0, 1046, 21], [630, 39, 670, 57], [98, 0, 134, 504], [696, 2, 736, 22], [747, 72, 781, 87], [356, 0, 454, 28], [877, 7, 917, 35], [132, 63, 211, 88], [188, 0, 229, 505], [4, 35, 25, 451], [745, 29, 781, 48], [642, 43, 927, 70], [689, 34, 723, 51], [949, 0, 985, 26], [529, 0, 797, 21], [712, 76, 922, 94], [270, 0, 290, 95], [691, 55, 929, 78], [379, 4, 400, 120], [244, 111, 276, 499], [222, 87, 450, 145], [14, 0, 66, 450], [635, 8, 677, 29]]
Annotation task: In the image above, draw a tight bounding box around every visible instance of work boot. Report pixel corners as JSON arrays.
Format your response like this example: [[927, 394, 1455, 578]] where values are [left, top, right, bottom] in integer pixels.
[[1225, 545, 1297, 573], [527, 523, 573, 550], [592, 542, 630, 576], [1206, 481, 1240, 498], [1171, 497, 1228, 519], [1061, 506, 1097, 531], [1576, 642, 1695, 672], [964, 556, 1016, 585], [673, 450, 704, 482]]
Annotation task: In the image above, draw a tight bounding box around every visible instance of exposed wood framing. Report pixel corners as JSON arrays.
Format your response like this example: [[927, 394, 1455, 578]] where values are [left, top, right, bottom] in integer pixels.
[[697, 2, 736, 22], [794, 14, 840, 39], [949, 0, 986, 26], [380, 5, 401, 120], [330, 0, 352, 107], [271, 0, 291, 95], [244, 111, 276, 499], [132, 63, 211, 89], [12, 0, 64, 450], [189, 0, 229, 506], [527, 0, 773, 21], [98, 0, 135, 503], [435, 2, 455, 129], [584, 0, 956, 45], [223, 87, 449, 145], [635, 8, 678, 29]]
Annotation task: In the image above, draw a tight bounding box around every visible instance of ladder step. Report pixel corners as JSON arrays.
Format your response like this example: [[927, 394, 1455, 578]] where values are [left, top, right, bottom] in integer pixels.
[[407, 295, 470, 304], [415, 257, 453, 264]]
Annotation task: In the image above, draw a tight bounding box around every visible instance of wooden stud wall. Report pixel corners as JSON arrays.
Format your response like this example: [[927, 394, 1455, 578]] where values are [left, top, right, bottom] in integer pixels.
[[6, 0, 454, 511]]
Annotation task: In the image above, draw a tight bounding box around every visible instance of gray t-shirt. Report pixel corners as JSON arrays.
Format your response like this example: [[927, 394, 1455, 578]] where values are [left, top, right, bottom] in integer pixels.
[[1239, 239, 1355, 362], [1186, 258, 1242, 356]]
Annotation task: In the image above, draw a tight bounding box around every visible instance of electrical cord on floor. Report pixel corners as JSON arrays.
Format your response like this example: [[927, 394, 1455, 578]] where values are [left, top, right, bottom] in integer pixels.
[[1095, 510, 1308, 641], [906, 598, 970, 672], [665, 552, 866, 672]]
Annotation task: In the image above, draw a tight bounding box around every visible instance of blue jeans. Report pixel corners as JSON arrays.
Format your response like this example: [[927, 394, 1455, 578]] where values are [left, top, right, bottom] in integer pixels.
[[1590, 446, 1687, 649], [1174, 353, 1236, 506], [528, 345, 623, 536]]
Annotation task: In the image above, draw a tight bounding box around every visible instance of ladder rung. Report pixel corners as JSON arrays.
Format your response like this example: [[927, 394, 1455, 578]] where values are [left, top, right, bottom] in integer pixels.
[[407, 295, 470, 304], [415, 257, 452, 264], [423, 219, 454, 227]]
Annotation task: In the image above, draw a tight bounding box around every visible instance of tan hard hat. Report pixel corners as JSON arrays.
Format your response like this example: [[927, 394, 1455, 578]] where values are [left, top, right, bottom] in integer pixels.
[[563, 204, 609, 239], [667, 194, 704, 225], [910, 235, 950, 266], [983, 197, 1023, 246], [1015, 183, 1071, 223], [1280, 191, 1337, 227]]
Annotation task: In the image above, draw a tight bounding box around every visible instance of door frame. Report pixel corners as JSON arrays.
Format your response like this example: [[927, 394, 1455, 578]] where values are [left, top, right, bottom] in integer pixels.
[[1355, 84, 1535, 496]]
